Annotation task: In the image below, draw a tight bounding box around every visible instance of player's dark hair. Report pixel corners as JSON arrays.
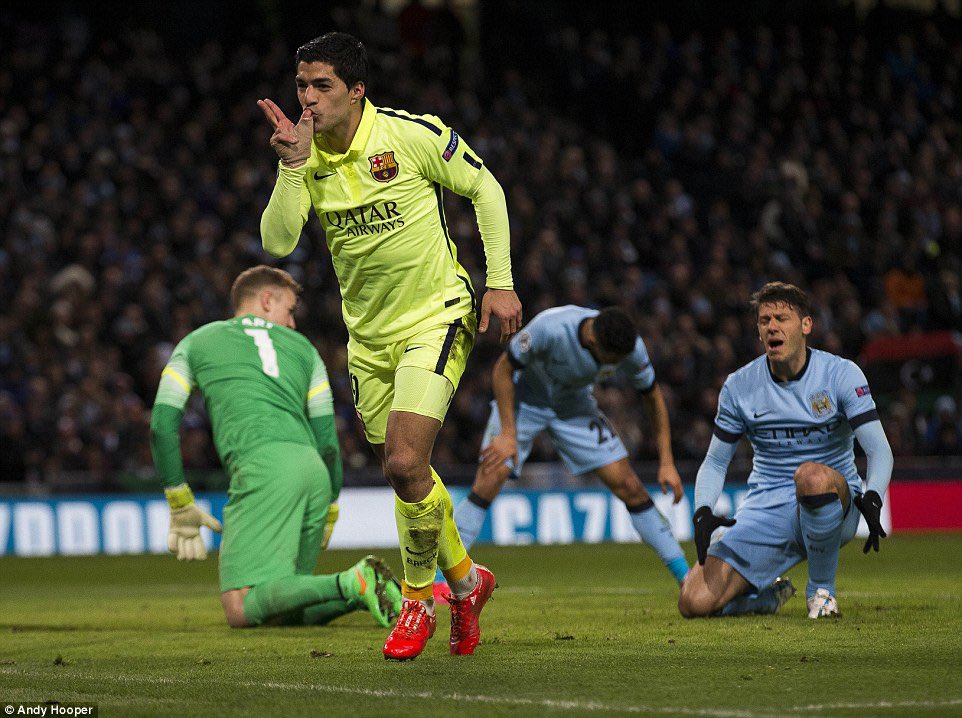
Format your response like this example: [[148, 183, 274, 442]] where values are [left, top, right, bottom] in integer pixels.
[[594, 307, 637, 357], [295, 32, 368, 89], [231, 266, 302, 310], [750, 282, 812, 319]]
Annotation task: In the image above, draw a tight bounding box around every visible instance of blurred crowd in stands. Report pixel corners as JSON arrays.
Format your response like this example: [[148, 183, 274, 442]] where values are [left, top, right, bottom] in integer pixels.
[[1, 1, 960, 487]]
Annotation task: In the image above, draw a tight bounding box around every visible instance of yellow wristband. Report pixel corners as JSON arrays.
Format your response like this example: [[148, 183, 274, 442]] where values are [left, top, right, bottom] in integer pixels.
[[165, 483, 195, 510], [327, 503, 339, 523]]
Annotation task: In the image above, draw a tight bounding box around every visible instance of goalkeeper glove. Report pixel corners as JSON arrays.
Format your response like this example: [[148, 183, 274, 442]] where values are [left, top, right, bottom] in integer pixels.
[[165, 483, 222, 561], [693, 505, 736, 566], [853, 490, 886, 553], [320, 503, 339, 550]]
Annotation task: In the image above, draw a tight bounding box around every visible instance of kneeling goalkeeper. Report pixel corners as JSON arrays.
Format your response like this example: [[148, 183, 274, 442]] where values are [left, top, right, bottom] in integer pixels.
[[150, 265, 401, 628]]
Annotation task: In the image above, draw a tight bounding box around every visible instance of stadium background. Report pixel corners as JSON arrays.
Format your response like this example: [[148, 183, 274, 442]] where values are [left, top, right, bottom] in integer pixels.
[[1, 0, 961, 553]]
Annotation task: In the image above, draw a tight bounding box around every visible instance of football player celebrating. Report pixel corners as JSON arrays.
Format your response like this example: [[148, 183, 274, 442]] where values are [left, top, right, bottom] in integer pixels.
[[258, 32, 521, 659]]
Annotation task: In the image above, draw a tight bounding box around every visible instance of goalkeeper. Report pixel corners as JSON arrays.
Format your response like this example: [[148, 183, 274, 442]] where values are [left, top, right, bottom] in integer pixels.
[[150, 265, 401, 628]]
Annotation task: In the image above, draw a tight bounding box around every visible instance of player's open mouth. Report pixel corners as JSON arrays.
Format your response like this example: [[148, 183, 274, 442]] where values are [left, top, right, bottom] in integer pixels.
[[767, 339, 784, 349]]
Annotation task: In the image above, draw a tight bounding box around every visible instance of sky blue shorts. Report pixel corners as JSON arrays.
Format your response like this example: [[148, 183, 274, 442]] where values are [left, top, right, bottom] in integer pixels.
[[707, 482, 863, 591], [480, 400, 629, 477]]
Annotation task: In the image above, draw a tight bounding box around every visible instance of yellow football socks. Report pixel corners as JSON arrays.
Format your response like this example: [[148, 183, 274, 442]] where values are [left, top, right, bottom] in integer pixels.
[[395, 468, 472, 600], [395, 479, 445, 599], [433, 468, 470, 577]]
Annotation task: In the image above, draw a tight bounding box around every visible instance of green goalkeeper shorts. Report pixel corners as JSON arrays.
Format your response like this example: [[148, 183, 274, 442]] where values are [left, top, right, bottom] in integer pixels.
[[218, 442, 332, 592]]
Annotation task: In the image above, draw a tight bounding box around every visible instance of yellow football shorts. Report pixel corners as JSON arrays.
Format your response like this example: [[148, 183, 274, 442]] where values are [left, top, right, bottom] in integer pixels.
[[347, 314, 476, 444]]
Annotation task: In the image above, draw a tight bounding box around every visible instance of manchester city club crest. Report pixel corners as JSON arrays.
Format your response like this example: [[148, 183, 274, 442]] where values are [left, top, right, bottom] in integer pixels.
[[369, 151, 399, 182], [518, 330, 531, 353], [809, 391, 833, 418]]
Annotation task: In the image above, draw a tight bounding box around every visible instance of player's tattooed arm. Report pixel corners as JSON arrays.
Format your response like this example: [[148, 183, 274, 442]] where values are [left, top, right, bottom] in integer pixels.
[[481, 353, 519, 471], [641, 383, 684, 503]]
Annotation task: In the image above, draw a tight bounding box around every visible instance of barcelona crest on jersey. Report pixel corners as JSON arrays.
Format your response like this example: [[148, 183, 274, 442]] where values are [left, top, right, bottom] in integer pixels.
[[369, 151, 399, 182]]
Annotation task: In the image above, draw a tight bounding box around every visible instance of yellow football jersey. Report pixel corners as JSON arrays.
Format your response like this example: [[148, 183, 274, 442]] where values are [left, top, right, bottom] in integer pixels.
[[261, 100, 512, 345]]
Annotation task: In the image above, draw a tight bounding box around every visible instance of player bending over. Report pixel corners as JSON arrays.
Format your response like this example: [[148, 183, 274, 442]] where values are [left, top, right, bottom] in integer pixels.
[[258, 33, 522, 659], [678, 282, 892, 619], [150, 266, 401, 629], [441, 305, 689, 597]]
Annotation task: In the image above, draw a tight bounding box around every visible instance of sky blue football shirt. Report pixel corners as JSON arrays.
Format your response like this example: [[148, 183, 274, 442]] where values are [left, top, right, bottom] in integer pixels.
[[507, 305, 656, 411], [713, 348, 879, 490]]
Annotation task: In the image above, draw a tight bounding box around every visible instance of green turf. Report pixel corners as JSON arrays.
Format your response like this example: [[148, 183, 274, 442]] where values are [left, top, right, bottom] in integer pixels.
[[1, 536, 961, 717]]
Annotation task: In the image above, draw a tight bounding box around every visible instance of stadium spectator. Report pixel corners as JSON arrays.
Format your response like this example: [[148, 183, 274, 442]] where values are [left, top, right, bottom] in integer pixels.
[[928, 266, 962, 331], [883, 254, 928, 331], [925, 395, 962, 455]]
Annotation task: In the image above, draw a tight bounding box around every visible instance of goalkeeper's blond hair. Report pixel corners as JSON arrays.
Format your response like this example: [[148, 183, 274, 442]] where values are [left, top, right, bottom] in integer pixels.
[[230, 265, 302, 310]]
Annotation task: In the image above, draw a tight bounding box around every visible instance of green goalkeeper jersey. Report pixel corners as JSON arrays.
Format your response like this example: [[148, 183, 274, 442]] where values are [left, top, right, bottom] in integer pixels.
[[153, 315, 334, 467], [261, 99, 513, 345]]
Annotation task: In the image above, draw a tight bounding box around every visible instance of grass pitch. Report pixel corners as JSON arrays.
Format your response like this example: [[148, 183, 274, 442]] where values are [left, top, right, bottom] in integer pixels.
[[1, 536, 961, 717]]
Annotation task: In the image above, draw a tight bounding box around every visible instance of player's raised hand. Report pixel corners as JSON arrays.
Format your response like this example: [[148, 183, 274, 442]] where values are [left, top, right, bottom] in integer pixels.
[[480, 288, 522, 344], [480, 432, 517, 473], [257, 98, 313, 168], [692, 506, 736, 565], [853, 490, 887, 553], [165, 483, 223, 561], [658, 463, 685, 504]]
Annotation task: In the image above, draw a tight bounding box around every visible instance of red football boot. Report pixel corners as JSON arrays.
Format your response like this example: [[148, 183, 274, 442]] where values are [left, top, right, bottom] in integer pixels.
[[383, 599, 437, 661], [432, 581, 450, 606], [447, 564, 496, 656]]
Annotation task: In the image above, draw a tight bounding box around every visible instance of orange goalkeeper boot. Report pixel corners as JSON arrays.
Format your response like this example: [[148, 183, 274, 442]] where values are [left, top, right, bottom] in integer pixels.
[[447, 564, 496, 656], [383, 599, 437, 661]]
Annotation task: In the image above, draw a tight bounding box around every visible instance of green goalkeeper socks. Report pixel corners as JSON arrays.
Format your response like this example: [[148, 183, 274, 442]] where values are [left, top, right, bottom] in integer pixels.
[[242, 574, 348, 626], [301, 598, 358, 625]]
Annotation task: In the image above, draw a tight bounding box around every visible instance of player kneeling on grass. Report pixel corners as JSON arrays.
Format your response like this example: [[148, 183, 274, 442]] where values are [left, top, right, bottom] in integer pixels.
[[436, 305, 690, 602], [678, 282, 893, 620], [150, 266, 401, 629]]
